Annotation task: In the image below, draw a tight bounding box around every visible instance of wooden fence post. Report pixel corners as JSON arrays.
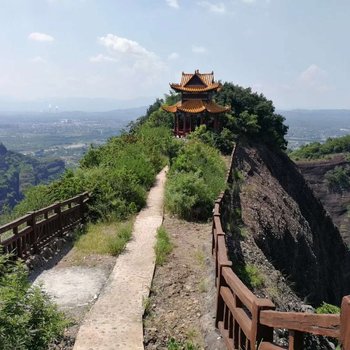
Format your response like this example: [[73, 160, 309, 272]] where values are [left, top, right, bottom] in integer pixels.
[[215, 266, 227, 327], [54, 205, 63, 237], [289, 330, 303, 350], [251, 299, 275, 350], [79, 194, 85, 225], [27, 212, 38, 254], [341, 295, 350, 350], [13, 226, 20, 258]]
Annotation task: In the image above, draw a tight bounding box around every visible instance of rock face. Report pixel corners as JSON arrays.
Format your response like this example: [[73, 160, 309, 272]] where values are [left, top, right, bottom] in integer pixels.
[[0, 143, 65, 212], [297, 156, 350, 246], [230, 144, 350, 305]]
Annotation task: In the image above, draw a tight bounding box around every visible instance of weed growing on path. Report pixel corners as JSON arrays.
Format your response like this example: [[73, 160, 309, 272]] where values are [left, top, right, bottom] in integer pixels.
[[167, 337, 200, 350], [154, 226, 173, 266]]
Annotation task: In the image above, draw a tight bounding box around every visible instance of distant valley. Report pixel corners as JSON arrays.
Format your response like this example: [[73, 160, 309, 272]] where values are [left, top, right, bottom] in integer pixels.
[[0, 107, 146, 167], [1, 107, 350, 215], [0, 143, 65, 213], [281, 109, 350, 149]]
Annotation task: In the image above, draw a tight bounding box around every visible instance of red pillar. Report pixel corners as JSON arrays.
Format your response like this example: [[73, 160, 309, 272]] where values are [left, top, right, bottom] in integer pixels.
[[184, 114, 187, 136]]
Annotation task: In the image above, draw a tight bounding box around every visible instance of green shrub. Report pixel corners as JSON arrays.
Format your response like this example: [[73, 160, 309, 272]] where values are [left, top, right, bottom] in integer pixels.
[[10, 122, 172, 223], [237, 263, 265, 289], [325, 166, 350, 193], [166, 172, 214, 221], [0, 252, 67, 349], [290, 135, 350, 160], [165, 140, 226, 221], [154, 226, 173, 265], [316, 302, 340, 314]]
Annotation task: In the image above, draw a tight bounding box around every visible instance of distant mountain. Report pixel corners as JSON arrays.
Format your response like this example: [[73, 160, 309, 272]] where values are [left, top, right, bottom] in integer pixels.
[[0, 96, 154, 113], [279, 109, 350, 128], [278, 109, 350, 149], [0, 144, 65, 213], [0, 106, 147, 123]]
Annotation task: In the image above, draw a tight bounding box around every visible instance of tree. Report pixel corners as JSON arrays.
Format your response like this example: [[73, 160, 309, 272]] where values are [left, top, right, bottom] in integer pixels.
[[215, 82, 288, 150]]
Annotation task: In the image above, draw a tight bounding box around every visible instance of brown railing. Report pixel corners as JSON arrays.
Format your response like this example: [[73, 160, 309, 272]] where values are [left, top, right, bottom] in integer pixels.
[[212, 145, 350, 349], [0, 192, 89, 259]]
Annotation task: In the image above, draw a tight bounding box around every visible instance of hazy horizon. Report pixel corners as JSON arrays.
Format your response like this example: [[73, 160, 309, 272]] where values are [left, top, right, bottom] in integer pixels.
[[0, 1, 349, 110]]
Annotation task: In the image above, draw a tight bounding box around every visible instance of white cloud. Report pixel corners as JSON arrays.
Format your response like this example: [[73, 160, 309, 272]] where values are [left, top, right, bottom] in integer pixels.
[[99, 34, 155, 59], [30, 56, 47, 64], [298, 64, 327, 86], [166, 0, 179, 8], [241, 0, 256, 3], [198, 1, 226, 13], [192, 45, 207, 54], [28, 32, 54, 42], [89, 54, 117, 63], [97, 34, 166, 74], [168, 52, 179, 60]]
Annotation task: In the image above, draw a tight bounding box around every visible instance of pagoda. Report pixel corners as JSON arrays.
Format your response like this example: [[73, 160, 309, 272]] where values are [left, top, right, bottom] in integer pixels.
[[162, 70, 229, 137]]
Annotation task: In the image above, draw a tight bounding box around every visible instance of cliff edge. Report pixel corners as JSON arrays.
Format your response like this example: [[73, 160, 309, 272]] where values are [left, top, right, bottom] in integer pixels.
[[226, 144, 350, 306]]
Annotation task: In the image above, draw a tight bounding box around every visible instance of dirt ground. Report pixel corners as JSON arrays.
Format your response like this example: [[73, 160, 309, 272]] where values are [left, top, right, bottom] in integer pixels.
[[143, 214, 225, 350], [30, 241, 116, 350], [30, 212, 225, 350]]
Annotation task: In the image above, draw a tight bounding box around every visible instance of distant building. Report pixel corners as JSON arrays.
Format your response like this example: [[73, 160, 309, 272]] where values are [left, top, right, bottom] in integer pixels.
[[162, 70, 229, 137]]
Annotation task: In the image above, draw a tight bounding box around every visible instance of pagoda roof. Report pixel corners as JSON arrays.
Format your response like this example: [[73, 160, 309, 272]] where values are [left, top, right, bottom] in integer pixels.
[[162, 100, 229, 114], [170, 70, 221, 93]]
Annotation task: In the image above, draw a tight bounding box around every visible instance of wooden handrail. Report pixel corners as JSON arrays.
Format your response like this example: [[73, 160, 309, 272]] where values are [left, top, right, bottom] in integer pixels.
[[0, 192, 89, 259], [212, 144, 350, 349], [260, 310, 340, 338]]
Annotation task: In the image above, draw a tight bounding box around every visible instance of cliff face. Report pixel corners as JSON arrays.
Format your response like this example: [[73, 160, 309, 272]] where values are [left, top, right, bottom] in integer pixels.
[[230, 144, 350, 305], [296, 156, 350, 246], [0, 144, 65, 213]]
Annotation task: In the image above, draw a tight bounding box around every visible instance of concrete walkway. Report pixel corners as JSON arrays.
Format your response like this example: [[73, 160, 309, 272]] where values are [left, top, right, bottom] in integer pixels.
[[73, 167, 167, 350]]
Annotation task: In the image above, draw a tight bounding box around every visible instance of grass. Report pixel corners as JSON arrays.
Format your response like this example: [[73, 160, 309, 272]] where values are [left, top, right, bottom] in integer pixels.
[[198, 278, 208, 293], [74, 219, 133, 256], [167, 338, 200, 350], [194, 250, 206, 267], [237, 263, 265, 289], [316, 302, 340, 314], [143, 296, 152, 317], [154, 226, 173, 266]]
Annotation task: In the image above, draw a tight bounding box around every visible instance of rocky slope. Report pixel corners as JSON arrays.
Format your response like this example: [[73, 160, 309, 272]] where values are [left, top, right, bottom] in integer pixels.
[[0, 143, 65, 213], [224, 143, 350, 306], [296, 155, 350, 246]]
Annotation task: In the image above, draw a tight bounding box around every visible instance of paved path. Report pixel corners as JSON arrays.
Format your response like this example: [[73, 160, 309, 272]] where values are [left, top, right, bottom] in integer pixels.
[[73, 167, 167, 350]]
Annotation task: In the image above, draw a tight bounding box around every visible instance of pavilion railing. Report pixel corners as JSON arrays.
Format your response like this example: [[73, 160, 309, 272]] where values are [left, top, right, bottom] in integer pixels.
[[212, 145, 350, 350], [0, 192, 89, 259]]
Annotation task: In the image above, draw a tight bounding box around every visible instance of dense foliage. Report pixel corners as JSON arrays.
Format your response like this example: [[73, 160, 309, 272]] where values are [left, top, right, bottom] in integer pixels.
[[9, 123, 172, 222], [165, 140, 226, 221], [325, 166, 350, 193], [215, 83, 288, 150], [290, 135, 350, 160], [0, 252, 67, 349]]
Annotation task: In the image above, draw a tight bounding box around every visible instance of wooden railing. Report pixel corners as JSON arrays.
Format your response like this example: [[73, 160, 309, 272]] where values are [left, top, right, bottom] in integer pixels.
[[0, 192, 89, 259], [212, 145, 350, 349]]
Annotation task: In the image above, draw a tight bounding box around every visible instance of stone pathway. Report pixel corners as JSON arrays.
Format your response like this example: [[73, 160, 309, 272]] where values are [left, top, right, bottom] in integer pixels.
[[73, 167, 167, 350]]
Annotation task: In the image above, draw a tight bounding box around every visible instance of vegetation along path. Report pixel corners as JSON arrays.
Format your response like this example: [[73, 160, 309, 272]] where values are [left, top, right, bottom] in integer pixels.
[[73, 167, 167, 350]]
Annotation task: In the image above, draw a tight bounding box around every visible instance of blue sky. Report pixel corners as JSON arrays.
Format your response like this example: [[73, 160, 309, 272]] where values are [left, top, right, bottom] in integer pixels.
[[0, 0, 349, 110]]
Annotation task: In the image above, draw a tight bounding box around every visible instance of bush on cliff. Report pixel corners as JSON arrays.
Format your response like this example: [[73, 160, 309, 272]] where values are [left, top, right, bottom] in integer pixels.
[[290, 134, 350, 160], [215, 82, 288, 150], [165, 140, 226, 221]]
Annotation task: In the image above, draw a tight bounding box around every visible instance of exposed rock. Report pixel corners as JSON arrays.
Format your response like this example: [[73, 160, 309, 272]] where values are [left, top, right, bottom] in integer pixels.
[[229, 144, 350, 306], [297, 155, 350, 246]]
